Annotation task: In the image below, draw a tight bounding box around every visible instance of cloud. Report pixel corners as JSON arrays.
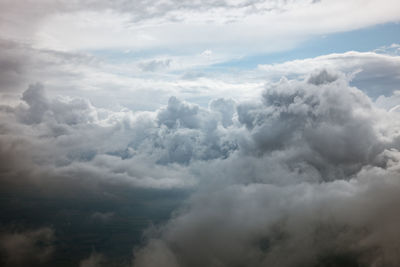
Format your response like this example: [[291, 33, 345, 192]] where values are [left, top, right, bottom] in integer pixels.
[[201, 50, 212, 57], [138, 59, 172, 72], [375, 90, 400, 110], [209, 98, 236, 128], [131, 70, 400, 267], [2, 0, 400, 55], [0, 36, 261, 112], [234, 74, 387, 181], [2, 1, 400, 265], [258, 51, 400, 98], [307, 69, 340, 85], [1, 69, 400, 265], [134, 162, 400, 267], [1, 69, 398, 190], [0, 39, 34, 94], [0, 81, 239, 192], [79, 252, 106, 267], [0, 227, 55, 267], [32, 1, 400, 54], [374, 43, 400, 56]]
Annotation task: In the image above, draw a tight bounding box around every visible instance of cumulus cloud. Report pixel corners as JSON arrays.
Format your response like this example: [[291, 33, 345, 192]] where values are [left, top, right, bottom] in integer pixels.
[[1, 69, 400, 266], [1, 69, 398, 189], [0, 81, 238, 192], [233, 74, 390, 182], [131, 70, 400, 267]]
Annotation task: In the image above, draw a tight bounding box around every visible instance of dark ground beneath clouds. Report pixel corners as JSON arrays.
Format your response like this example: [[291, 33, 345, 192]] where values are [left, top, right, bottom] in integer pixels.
[[0, 186, 188, 267], [1, 70, 400, 266]]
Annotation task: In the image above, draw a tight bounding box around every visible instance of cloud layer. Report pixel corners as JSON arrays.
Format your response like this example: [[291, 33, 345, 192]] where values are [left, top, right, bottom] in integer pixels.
[[1, 1, 400, 266], [1, 69, 400, 265], [2, 0, 400, 55]]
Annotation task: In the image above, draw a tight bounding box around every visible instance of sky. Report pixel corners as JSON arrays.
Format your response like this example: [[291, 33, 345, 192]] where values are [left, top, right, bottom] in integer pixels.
[[1, 0, 400, 266]]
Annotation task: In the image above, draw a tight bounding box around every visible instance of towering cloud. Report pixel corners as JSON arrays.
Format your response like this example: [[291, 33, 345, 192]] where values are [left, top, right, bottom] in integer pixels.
[[132, 70, 400, 267]]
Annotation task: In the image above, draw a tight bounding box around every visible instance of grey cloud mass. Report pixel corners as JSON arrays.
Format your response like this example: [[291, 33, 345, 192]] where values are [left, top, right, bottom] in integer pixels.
[[1, 1, 400, 266], [132, 71, 400, 267], [1, 69, 400, 266]]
